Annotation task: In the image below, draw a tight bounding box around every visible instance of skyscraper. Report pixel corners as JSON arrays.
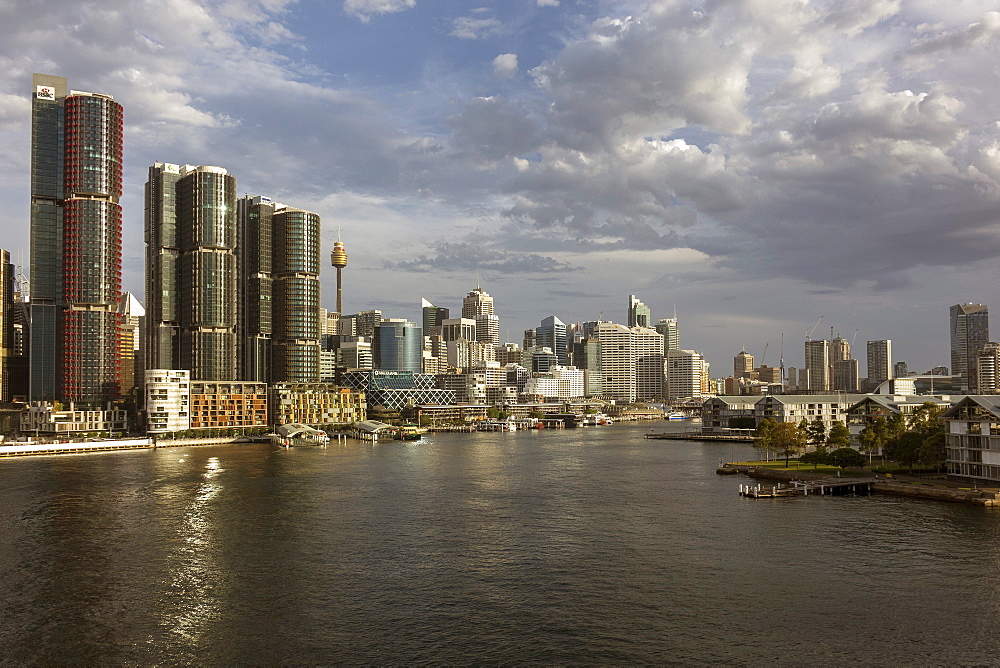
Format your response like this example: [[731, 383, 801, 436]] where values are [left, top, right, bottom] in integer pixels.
[[655, 317, 679, 352], [146, 164, 237, 380], [805, 339, 830, 393], [462, 286, 493, 319], [867, 340, 892, 391], [628, 294, 651, 328], [951, 303, 989, 392], [270, 206, 321, 382], [421, 299, 449, 334], [536, 315, 568, 366], [30, 74, 123, 404]]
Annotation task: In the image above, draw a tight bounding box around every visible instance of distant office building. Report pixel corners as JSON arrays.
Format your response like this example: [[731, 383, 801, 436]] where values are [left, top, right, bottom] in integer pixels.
[[462, 286, 494, 318], [523, 329, 537, 350], [655, 317, 679, 352], [734, 349, 754, 379], [786, 367, 799, 392], [829, 336, 851, 364], [536, 316, 569, 366], [893, 361, 909, 378], [951, 303, 989, 392], [628, 294, 651, 328], [442, 317, 476, 342], [31, 74, 123, 404], [373, 319, 422, 372], [866, 340, 893, 391], [337, 340, 372, 370], [571, 338, 602, 396], [805, 339, 830, 393], [832, 359, 860, 393], [146, 163, 237, 381], [421, 299, 449, 334], [475, 313, 500, 346]]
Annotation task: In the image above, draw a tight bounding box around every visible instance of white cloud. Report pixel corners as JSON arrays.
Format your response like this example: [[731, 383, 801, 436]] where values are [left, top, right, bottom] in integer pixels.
[[537, 0, 559, 6], [344, 0, 416, 22], [451, 16, 501, 39], [492, 53, 518, 78]]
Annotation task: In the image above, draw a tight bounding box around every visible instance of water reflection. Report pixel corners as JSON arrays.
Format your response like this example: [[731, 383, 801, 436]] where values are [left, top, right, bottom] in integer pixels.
[[163, 456, 224, 644]]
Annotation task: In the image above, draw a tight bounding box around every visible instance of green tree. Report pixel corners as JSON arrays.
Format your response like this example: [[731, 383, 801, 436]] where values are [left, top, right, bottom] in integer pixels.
[[827, 421, 851, 449], [828, 447, 865, 469], [885, 431, 924, 472], [806, 418, 827, 446], [909, 402, 945, 436], [754, 418, 778, 460], [919, 431, 947, 471], [772, 421, 807, 467], [800, 448, 828, 471], [857, 417, 887, 463]]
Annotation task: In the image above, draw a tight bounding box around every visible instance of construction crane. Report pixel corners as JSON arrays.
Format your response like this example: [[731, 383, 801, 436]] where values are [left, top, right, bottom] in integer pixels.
[[806, 316, 824, 341], [851, 328, 859, 348], [759, 342, 769, 366]]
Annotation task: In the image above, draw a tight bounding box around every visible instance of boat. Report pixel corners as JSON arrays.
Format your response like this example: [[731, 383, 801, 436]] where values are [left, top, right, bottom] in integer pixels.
[[583, 413, 613, 426], [667, 412, 688, 420], [476, 420, 517, 432]]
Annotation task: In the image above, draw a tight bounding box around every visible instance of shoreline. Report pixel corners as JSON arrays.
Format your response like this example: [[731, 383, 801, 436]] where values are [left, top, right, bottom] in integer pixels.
[[721, 463, 1000, 507]]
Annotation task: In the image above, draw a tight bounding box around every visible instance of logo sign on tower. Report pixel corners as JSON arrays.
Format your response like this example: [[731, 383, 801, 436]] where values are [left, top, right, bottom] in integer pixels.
[[35, 85, 56, 101]]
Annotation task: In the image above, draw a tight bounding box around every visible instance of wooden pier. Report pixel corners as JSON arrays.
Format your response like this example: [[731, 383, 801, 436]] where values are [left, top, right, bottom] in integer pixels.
[[739, 478, 874, 499]]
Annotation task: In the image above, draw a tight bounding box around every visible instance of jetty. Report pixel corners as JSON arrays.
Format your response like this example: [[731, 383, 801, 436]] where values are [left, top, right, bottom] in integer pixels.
[[739, 478, 874, 499]]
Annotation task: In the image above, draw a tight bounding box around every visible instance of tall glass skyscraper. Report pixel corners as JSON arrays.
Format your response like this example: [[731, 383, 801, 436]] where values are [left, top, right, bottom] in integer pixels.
[[146, 164, 237, 380], [536, 315, 568, 366], [30, 74, 123, 404], [951, 303, 989, 392]]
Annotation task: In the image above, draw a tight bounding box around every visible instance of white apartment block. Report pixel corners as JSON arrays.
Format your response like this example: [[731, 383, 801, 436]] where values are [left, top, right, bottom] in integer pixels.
[[754, 394, 865, 431], [595, 323, 665, 403], [523, 366, 585, 400], [144, 369, 191, 433], [666, 349, 706, 401]]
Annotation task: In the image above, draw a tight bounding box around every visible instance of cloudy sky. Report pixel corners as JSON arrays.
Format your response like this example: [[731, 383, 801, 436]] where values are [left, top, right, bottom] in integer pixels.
[[1, 0, 999, 376]]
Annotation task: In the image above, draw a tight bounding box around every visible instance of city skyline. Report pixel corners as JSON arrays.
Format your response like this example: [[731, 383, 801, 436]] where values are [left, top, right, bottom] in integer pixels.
[[2, 2, 999, 371]]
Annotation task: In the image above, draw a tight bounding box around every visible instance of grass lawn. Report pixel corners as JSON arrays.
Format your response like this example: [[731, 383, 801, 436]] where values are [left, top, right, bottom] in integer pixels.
[[731, 459, 883, 477]]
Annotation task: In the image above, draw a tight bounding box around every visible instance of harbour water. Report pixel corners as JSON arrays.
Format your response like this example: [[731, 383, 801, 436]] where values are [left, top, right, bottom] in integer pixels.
[[2, 422, 999, 664]]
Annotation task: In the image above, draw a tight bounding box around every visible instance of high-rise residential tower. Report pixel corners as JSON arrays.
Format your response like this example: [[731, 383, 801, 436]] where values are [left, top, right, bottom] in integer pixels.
[[146, 163, 237, 380], [867, 339, 892, 391], [30, 74, 123, 404], [270, 206, 321, 382], [951, 303, 989, 392], [628, 294, 651, 328], [805, 339, 830, 393]]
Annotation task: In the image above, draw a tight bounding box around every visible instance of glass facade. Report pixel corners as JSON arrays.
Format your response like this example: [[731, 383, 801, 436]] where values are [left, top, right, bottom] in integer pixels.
[[30, 74, 123, 405], [373, 320, 422, 372]]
